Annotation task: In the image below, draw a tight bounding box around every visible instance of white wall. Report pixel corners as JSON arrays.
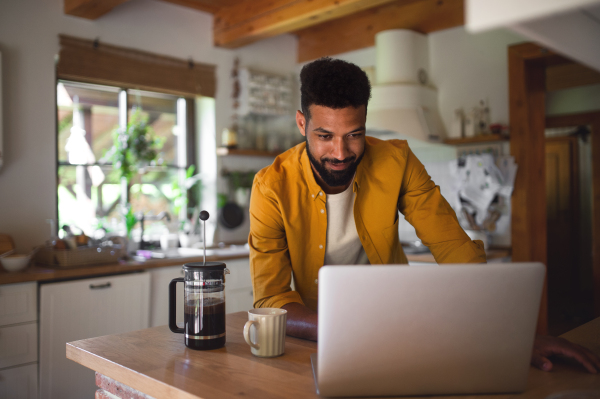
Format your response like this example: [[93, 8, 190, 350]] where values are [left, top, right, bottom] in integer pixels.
[[547, 84, 600, 115], [0, 0, 298, 252], [302, 27, 525, 139], [428, 27, 525, 137]]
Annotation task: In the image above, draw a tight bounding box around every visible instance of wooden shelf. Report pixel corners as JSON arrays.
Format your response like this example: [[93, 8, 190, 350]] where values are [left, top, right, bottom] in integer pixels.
[[443, 134, 509, 145], [216, 148, 283, 157]]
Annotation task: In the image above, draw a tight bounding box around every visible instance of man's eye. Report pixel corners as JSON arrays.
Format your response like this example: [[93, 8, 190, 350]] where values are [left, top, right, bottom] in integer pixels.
[[318, 135, 331, 140]]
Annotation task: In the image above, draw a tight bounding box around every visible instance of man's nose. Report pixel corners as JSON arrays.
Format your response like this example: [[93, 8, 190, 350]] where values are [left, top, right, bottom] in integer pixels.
[[330, 137, 350, 161]]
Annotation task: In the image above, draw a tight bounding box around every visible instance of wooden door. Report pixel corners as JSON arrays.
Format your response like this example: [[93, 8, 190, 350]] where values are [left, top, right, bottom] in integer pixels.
[[545, 137, 579, 325]]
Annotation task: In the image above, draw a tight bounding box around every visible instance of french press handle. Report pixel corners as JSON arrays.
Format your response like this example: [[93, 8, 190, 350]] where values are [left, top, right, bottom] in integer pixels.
[[168, 277, 184, 334]]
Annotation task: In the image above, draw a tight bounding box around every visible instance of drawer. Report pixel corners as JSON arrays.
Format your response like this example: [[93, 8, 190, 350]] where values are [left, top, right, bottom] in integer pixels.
[[0, 282, 37, 326], [0, 363, 38, 399], [0, 322, 38, 369]]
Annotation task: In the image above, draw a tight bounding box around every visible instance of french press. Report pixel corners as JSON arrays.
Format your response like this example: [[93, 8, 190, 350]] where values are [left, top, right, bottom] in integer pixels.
[[169, 211, 230, 350]]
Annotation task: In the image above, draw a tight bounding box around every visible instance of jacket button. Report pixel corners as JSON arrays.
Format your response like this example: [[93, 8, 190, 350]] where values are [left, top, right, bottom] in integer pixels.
[[320, 209, 324, 214], [319, 244, 323, 249], [315, 279, 318, 284]]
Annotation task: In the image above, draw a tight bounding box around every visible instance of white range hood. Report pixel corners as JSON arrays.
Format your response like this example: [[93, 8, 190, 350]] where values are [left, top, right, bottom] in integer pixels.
[[366, 30, 446, 143]]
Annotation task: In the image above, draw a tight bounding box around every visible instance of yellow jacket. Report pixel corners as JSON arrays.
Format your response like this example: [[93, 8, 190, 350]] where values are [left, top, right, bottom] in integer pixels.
[[249, 137, 486, 311]]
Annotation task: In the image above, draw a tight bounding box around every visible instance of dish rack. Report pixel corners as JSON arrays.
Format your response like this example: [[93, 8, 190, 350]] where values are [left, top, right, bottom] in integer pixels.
[[34, 237, 126, 268]]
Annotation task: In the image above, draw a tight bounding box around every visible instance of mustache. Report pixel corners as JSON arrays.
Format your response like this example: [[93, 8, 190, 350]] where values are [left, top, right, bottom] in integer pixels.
[[322, 156, 356, 165]]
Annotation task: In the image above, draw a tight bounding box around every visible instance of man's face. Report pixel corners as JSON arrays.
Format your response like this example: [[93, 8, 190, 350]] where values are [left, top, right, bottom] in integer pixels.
[[296, 105, 366, 191]]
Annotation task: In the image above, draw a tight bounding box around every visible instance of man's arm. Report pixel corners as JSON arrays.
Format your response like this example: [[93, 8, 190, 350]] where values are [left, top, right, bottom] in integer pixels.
[[397, 145, 486, 263], [249, 177, 304, 308], [282, 302, 318, 341]]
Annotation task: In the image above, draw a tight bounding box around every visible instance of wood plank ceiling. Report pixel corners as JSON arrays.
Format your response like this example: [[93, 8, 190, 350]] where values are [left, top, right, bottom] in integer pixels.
[[64, 0, 464, 62]]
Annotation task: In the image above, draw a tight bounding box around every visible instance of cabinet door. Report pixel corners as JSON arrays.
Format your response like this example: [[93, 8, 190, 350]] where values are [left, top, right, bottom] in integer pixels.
[[39, 272, 150, 399], [0, 282, 37, 326], [224, 258, 251, 291], [0, 363, 38, 399], [224, 258, 253, 313], [149, 265, 184, 327], [0, 322, 37, 369], [226, 287, 254, 314]]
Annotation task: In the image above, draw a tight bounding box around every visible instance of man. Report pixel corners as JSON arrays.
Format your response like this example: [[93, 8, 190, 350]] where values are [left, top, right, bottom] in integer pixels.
[[249, 57, 600, 373]]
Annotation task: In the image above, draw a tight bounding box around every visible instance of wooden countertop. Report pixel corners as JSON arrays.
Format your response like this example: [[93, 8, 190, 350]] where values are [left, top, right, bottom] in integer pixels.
[[67, 312, 600, 399], [0, 252, 249, 286]]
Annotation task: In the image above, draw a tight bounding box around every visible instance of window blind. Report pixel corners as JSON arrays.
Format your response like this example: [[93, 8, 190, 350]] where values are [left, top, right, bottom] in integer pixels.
[[57, 35, 216, 98]]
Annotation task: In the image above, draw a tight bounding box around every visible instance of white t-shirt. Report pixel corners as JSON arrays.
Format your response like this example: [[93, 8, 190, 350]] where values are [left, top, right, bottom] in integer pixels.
[[324, 181, 370, 265]]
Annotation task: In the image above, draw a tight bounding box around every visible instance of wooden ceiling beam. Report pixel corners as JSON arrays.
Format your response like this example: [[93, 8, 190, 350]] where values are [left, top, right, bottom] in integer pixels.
[[546, 62, 600, 92], [295, 0, 464, 62], [64, 0, 131, 19], [158, 0, 239, 14], [213, 0, 400, 49]]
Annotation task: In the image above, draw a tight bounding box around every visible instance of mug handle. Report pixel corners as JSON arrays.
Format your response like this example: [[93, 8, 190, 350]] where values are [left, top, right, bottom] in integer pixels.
[[243, 320, 260, 350]]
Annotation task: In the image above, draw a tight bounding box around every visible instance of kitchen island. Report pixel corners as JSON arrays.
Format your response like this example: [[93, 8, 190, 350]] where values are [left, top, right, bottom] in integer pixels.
[[67, 312, 600, 399]]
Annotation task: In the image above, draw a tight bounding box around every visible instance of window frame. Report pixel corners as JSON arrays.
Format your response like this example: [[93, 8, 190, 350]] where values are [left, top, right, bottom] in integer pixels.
[[55, 79, 197, 237]]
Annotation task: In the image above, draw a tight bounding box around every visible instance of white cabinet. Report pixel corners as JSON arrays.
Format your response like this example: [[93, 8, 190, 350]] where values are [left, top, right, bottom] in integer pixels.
[[224, 258, 254, 314], [0, 363, 38, 399], [0, 282, 37, 326], [0, 282, 38, 398], [149, 258, 253, 328], [149, 265, 184, 327], [0, 323, 38, 369], [39, 272, 150, 399]]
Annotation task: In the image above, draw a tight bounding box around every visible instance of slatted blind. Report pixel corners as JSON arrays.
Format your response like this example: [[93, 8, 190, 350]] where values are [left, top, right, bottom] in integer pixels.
[[57, 35, 216, 98]]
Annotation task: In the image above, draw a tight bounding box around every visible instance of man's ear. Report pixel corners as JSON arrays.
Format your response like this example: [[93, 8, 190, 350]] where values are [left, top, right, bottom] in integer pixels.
[[296, 110, 307, 137]]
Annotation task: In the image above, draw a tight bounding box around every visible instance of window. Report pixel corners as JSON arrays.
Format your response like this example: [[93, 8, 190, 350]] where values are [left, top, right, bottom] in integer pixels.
[[56, 80, 193, 242]]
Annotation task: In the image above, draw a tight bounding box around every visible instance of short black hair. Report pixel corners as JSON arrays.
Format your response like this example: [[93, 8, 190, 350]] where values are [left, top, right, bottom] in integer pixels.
[[300, 57, 371, 123]]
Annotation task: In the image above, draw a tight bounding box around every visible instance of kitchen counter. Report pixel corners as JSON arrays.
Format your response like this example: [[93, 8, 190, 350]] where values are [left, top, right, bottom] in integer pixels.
[[0, 247, 509, 285], [0, 251, 250, 286], [67, 312, 600, 399]]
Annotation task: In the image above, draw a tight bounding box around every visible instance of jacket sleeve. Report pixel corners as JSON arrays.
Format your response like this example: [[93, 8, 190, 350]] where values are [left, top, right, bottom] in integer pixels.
[[397, 146, 487, 264], [248, 177, 305, 308]]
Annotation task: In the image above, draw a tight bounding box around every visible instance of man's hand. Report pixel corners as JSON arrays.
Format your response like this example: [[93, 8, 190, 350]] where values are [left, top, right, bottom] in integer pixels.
[[532, 335, 600, 373], [281, 302, 318, 341]]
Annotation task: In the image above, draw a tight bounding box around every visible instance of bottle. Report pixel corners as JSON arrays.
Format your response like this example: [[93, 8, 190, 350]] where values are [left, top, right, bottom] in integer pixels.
[[255, 116, 266, 151]]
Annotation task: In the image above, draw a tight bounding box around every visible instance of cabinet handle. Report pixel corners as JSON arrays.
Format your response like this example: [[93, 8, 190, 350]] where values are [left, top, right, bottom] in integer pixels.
[[89, 282, 112, 290]]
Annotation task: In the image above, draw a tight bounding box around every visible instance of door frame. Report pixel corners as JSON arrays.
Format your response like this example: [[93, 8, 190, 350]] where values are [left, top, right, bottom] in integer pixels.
[[509, 41, 600, 334]]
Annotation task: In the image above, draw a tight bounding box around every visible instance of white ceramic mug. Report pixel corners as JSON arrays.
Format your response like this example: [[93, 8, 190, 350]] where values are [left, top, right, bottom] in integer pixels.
[[243, 308, 287, 357]]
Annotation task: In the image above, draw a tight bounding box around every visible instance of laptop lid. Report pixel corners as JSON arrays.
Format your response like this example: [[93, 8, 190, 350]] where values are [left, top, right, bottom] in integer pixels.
[[316, 263, 545, 397]]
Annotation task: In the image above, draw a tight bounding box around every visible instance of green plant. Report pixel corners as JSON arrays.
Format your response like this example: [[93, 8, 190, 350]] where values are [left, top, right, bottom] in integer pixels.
[[124, 205, 137, 239], [104, 110, 164, 182], [229, 171, 256, 190], [170, 165, 203, 217]]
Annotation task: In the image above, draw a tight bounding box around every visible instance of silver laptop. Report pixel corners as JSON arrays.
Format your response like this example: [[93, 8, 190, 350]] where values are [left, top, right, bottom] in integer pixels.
[[312, 263, 545, 397]]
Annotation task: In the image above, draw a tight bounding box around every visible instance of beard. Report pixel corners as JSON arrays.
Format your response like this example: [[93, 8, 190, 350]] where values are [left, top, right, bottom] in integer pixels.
[[305, 139, 364, 188]]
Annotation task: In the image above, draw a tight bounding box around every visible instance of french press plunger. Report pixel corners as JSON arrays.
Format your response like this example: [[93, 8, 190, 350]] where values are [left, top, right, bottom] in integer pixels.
[[169, 211, 230, 350]]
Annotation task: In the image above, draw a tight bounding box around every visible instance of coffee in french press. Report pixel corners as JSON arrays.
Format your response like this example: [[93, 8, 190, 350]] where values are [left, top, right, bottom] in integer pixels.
[[169, 211, 230, 350]]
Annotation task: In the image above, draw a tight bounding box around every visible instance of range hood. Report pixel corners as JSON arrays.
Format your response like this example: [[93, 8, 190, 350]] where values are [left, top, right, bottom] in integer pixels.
[[366, 30, 446, 143]]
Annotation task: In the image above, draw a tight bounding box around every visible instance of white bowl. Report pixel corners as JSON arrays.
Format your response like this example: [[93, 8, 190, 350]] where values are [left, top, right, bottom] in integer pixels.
[[1, 255, 31, 272]]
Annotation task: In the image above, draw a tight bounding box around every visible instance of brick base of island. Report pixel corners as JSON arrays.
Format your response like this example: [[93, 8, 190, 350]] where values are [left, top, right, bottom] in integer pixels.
[[67, 313, 600, 399], [95, 373, 155, 399]]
